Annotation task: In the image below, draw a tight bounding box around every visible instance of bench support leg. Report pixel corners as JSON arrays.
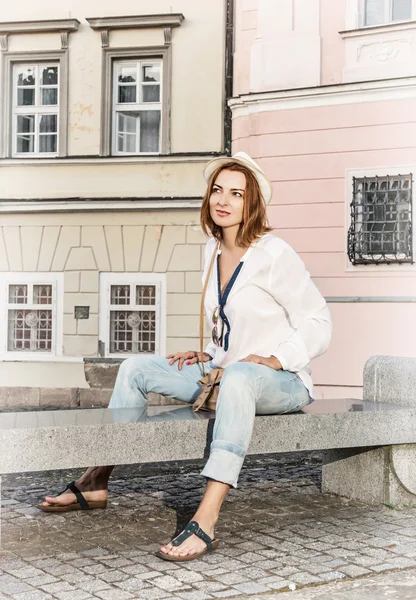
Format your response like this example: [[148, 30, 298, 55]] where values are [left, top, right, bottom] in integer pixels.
[[322, 445, 416, 508]]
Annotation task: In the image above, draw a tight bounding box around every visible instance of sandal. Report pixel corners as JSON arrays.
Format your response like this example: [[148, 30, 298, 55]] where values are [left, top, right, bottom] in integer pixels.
[[37, 481, 107, 513], [155, 520, 220, 562]]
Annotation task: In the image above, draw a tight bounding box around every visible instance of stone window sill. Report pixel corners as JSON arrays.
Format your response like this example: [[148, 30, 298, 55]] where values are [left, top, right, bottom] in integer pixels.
[[340, 20, 416, 39]]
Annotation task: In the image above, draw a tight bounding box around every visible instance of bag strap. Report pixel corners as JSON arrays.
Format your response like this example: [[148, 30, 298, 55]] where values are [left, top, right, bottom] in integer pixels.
[[199, 240, 220, 377]]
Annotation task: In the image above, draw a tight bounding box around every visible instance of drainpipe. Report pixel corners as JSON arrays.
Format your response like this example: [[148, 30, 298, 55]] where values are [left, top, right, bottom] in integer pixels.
[[224, 0, 234, 155]]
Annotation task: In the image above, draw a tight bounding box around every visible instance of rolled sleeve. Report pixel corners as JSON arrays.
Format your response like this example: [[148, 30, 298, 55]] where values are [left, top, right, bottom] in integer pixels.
[[270, 245, 332, 373]]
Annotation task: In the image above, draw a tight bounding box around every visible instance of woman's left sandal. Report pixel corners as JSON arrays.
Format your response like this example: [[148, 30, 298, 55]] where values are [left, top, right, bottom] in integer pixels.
[[155, 520, 220, 562]]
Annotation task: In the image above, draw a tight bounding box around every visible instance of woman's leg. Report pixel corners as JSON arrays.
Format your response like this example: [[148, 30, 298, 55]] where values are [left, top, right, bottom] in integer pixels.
[[161, 362, 310, 557], [42, 355, 209, 507]]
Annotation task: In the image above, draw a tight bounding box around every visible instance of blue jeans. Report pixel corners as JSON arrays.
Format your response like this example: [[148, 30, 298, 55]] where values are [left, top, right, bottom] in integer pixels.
[[109, 355, 312, 488]]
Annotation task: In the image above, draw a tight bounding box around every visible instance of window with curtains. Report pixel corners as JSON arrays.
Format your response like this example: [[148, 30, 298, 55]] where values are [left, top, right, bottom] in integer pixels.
[[12, 64, 59, 157], [364, 0, 412, 26], [112, 59, 162, 155]]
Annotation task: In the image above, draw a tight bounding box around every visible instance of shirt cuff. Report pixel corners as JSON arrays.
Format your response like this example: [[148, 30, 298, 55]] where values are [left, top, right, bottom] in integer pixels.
[[271, 339, 310, 373], [203, 340, 217, 360]]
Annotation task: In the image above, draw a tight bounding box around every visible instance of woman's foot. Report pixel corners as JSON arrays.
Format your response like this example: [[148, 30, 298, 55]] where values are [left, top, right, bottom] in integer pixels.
[[159, 514, 216, 558], [40, 466, 113, 508]]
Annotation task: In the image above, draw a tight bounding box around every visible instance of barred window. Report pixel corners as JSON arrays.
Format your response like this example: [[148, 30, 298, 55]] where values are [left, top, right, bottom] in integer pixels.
[[100, 274, 165, 357], [348, 174, 413, 265], [6, 282, 54, 352]]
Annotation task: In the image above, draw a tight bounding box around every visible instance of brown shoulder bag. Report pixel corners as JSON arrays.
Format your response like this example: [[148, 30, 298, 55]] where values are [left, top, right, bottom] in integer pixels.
[[192, 242, 223, 413]]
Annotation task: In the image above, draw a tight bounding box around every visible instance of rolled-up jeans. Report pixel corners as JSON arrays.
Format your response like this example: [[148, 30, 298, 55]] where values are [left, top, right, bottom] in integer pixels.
[[108, 355, 312, 488]]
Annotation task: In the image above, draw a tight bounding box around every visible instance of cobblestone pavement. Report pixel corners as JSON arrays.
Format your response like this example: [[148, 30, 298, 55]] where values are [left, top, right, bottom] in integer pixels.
[[1, 452, 416, 599]]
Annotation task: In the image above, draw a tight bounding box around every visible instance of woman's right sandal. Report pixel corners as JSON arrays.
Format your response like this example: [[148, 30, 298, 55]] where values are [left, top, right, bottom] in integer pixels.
[[155, 520, 220, 562], [37, 481, 107, 513]]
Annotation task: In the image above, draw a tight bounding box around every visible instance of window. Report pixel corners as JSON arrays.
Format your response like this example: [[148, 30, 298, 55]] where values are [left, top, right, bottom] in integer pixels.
[[12, 64, 59, 156], [364, 0, 412, 26], [348, 174, 413, 265], [99, 274, 166, 357], [1, 274, 63, 357], [112, 60, 162, 155]]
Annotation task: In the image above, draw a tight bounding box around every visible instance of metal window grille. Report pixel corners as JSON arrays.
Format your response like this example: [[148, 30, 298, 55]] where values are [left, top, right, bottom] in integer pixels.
[[348, 174, 413, 265], [109, 284, 157, 354], [7, 283, 53, 351]]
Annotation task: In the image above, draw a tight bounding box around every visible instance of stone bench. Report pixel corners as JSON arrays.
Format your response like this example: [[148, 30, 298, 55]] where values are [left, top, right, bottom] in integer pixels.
[[0, 355, 415, 508]]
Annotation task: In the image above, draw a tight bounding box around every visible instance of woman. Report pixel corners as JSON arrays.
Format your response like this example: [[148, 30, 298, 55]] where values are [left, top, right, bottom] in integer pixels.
[[39, 152, 332, 562]]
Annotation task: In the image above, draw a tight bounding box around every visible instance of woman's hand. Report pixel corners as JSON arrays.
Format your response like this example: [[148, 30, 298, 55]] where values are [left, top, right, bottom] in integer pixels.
[[166, 351, 212, 371], [239, 354, 282, 371]]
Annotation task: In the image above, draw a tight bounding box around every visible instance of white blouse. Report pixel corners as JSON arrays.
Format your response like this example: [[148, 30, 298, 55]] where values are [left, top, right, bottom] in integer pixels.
[[201, 233, 332, 398]]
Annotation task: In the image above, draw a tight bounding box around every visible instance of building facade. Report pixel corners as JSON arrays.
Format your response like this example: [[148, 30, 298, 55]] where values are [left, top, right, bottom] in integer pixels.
[[232, 0, 416, 398], [0, 1, 230, 389]]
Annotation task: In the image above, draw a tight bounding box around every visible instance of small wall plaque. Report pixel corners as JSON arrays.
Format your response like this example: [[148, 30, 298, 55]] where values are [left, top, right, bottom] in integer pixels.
[[74, 306, 90, 319]]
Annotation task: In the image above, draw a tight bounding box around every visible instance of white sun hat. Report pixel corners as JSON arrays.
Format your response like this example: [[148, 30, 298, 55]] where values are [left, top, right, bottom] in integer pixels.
[[203, 151, 273, 205]]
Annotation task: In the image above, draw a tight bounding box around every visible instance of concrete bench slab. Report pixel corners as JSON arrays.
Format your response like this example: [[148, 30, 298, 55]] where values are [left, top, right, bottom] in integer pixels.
[[1, 355, 415, 508]]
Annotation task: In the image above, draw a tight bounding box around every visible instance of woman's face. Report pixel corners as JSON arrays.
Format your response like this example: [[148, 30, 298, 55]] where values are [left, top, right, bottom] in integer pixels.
[[209, 169, 246, 231]]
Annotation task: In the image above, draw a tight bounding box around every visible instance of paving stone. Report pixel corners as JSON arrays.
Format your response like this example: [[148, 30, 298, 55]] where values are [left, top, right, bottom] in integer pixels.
[[176, 591, 214, 600], [289, 572, 322, 585], [231, 581, 271, 594], [6, 566, 45, 579], [54, 590, 94, 600], [23, 575, 59, 587], [95, 589, 135, 600], [369, 562, 397, 572], [318, 571, 346, 582], [338, 564, 372, 577], [152, 574, 191, 591], [3, 454, 416, 600], [0, 573, 33, 594], [40, 581, 76, 594]]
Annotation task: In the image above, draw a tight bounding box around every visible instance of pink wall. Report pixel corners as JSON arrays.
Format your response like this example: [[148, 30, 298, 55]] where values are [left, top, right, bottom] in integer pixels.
[[232, 1, 416, 397], [232, 97, 416, 396]]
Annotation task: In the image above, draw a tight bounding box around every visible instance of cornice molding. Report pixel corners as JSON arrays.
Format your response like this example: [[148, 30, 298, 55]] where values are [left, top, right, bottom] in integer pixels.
[[0, 18, 80, 35], [86, 13, 184, 31], [0, 19, 80, 51]]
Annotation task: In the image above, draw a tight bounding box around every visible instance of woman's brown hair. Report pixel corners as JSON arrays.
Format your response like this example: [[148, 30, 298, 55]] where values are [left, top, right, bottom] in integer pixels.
[[200, 162, 273, 247]]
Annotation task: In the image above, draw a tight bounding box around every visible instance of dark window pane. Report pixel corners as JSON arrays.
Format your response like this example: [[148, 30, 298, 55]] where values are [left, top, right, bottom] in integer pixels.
[[40, 114, 57, 133], [17, 67, 35, 87], [142, 64, 160, 82], [140, 111, 160, 152], [39, 135, 57, 153], [117, 133, 136, 153], [41, 66, 58, 86], [17, 115, 35, 133], [17, 135, 34, 153], [142, 85, 160, 103], [118, 112, 136, 133], [17, 88, 35, 106], [42, 88, 58, 105], [118, 65, 137, 83], [118, 85, 136, 103]]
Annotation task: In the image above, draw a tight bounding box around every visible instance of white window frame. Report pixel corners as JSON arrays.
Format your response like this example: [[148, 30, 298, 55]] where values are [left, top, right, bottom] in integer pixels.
[[0, 272, 63, 360], [345, 165, 416, 272], [12, 63, 59, 158], [0, 50, 69, 159], [345, 0, 416, 30], [112, 59, 163, 156], [99, 273, 166, 359]]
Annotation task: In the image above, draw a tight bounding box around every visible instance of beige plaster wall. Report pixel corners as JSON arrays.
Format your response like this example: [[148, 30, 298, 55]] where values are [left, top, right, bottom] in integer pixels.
[[0, 211, 213, 387], [1, 0, 225, 156]]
